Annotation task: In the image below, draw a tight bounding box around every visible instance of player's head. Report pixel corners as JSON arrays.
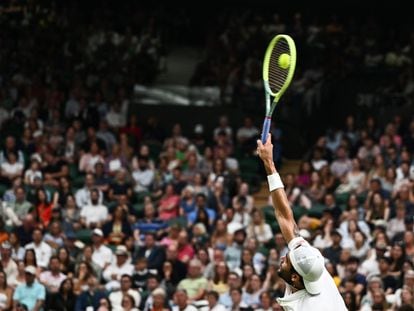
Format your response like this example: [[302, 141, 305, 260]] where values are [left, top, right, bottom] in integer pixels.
[[278, 245, 325, 295]]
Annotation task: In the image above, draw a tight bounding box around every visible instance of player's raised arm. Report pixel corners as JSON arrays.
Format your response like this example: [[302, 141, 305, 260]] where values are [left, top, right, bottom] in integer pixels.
[[257, 134, 299, 243]]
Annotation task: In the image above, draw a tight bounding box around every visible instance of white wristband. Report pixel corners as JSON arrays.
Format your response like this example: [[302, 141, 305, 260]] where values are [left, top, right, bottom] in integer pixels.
[[267, 173, 284, 192]]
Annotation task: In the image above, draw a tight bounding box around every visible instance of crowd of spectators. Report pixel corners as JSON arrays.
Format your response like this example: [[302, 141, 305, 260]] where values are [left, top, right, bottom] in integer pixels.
[[190, 8, 414, 123], [0, 1, 414, 311], [278, 112, 414, 310]]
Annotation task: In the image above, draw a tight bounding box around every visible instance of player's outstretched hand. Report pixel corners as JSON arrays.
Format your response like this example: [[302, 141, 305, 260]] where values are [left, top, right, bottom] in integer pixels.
[[257, 133, 274, 164]]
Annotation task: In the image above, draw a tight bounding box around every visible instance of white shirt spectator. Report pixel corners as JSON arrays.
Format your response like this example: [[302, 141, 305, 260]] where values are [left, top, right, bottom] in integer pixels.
[[103, 261, 134, 282], [2, 258, 18, 285], [330, 158, 352, 178], [103, 261, 134, 291], [132, 168, 155, 193], [92, 244, 113, 269], [109, 289, 141, 311], [24, 242, 52, 269], [24, 169, 43, 185], [106, 106, 126, 129], [75, 187, 103, 208], [79, 153, 104, 173], [312, 159, 328, 171], [80, 202, 108, 227], [386, 217, 406, 240], [1, 161, 23, 176], [246, 224, 273, 245]]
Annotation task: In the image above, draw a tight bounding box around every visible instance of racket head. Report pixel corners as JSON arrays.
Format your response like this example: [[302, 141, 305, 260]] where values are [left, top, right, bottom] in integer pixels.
[[262, 34, 297, 102]]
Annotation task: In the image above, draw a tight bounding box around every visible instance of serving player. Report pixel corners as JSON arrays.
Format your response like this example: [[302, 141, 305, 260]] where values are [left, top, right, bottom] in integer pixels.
[[257, 134, 347, 311]]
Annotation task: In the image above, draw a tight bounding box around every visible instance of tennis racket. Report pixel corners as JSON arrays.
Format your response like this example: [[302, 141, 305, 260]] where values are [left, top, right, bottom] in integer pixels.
[[261, 34, 297, 143]]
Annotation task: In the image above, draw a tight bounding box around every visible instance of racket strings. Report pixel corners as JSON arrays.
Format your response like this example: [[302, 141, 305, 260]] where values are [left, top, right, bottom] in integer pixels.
[[268, 39, 290, 93]]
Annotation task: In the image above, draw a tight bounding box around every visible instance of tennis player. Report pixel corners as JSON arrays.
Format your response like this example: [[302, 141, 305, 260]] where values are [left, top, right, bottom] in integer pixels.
[[257, 134, 347, 310]]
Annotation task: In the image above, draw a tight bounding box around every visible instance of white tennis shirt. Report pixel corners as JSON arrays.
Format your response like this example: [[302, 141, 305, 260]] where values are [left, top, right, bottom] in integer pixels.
[[277, 237, 348, 311]]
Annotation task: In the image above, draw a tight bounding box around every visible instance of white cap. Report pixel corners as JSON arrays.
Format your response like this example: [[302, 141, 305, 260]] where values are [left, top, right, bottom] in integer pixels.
[[227, 222, 245, 235], [115, 245, 128, 256], [152, 287, 166, 297], [289, 245, 325, 295], [92, 228, 103, 237], [194, 124, 204, 134], [24, 265, 37, 275]]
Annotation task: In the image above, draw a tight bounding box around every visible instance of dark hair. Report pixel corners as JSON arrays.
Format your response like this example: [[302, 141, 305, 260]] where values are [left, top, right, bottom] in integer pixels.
[[378, 256, 392, 265], [348, 256, 360, 264], [99, 297, 112, 310], [230, 287, 242, 295], [207, 290, 219, 300], [49, 255, 60, 263], [196, 192, 207, 200], [35, 188, 50, 205], [213, 262, 229, 284], [147, 273, 160, 282], [23, 249, 37, 267], [342, 290, 357, 311], [121, 274, 133, 282], [0, 270, 7, 289], [59, 278, 74, 295]]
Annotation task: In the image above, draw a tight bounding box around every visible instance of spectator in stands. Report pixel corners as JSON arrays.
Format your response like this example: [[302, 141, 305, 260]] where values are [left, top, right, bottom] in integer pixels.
[[357, 135, 381, 164], [91, 228, 113, 270], [135, 232, 166, 271], [164, 244, 187, 286], [33, 188, 54, 229], [39, 255, 66, 293], [172, 289, 198, 311], [80, 188, 108, 229], [132, 156, 155, 194], [24, 228, 52, 270], [330, 146, 353, 179], [13, 265, 46, 311], [3, 186, 31, 227], [79, 142, 105, 174], [187, 193, 216, 230], [236, 116, 259, 155], [177, 258, 208, 302], [0, 152, 23, 185], [225, 226, 246, 271], [213, 116, 233, 143], [246, 208, 273, 246], [75, 173, 103, 208], [109, 274, 141, 311], [45, 278, 77, 311], [158, 184, 180, 221], [207, 290, 226, 311], [103, 204, 132, 245], [0, 136, 24, 166], [75, 274, 107, 311]]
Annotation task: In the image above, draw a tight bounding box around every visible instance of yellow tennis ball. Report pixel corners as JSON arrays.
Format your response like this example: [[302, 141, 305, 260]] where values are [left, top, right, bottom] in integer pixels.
[[278, 53, 290, 69]]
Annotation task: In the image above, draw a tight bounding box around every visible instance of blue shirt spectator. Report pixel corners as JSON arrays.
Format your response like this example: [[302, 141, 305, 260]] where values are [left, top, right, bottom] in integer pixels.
[[13, 266, 46, 311]]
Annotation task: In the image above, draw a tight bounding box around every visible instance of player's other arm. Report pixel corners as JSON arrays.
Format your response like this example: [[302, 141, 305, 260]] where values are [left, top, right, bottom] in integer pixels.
[[257, 134, 299, 243]]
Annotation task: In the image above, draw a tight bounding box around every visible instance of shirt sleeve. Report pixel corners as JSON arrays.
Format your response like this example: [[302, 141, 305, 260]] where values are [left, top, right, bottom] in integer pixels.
[[37, 283, 46, 300]]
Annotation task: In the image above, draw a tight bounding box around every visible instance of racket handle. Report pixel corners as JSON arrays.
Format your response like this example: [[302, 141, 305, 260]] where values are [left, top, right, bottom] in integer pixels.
[[261, 117, 271, 144]]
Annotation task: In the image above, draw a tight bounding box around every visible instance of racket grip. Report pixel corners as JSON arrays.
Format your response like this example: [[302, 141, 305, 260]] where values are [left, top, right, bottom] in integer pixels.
[[261, 117, 271, 144]]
